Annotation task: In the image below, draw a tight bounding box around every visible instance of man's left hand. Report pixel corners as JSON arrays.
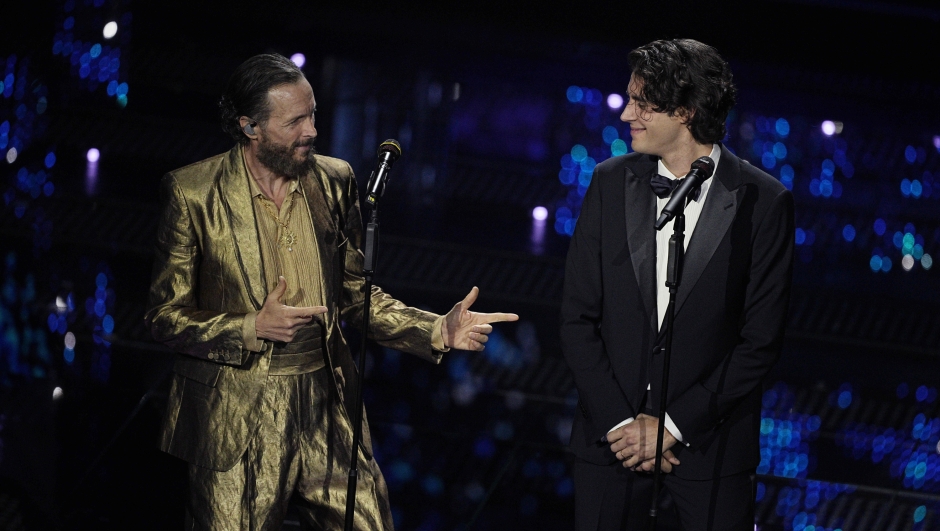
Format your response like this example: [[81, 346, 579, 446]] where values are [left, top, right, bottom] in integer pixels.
[[608, 413, 679, 469], [441, 287, 519, 351]]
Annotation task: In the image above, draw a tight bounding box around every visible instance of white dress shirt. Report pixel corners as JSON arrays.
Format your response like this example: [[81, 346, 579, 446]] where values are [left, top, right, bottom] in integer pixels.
[[609, 144, 722, 445]]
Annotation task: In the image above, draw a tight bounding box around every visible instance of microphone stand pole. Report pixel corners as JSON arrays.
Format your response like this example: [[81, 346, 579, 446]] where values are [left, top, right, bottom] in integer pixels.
[[345, 201, 380, 531], [649, 208, 686, 530]]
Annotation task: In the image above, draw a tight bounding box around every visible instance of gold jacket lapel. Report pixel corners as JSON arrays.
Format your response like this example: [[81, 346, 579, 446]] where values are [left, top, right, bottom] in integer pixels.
[[218, 145, 266, 310]]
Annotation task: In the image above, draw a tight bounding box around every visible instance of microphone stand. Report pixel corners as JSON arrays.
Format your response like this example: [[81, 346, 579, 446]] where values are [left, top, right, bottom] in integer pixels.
[[649, 208, 686, 530], [344, 199, 380, 531]]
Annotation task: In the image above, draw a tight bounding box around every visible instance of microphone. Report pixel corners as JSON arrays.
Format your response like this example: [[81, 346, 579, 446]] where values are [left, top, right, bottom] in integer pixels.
[[365, 139, 402, 206], [654, 156, 716, 230]]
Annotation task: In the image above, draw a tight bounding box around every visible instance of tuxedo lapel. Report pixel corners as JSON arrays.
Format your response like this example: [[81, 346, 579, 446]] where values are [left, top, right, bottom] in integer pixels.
[[676, 145, 744, 315], [623, 159, 658, 333], [218, 146, 266, 310]]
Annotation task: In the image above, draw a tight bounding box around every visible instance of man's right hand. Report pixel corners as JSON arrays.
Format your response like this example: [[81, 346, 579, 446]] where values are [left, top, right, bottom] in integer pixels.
[[255, 276, 327, 342]]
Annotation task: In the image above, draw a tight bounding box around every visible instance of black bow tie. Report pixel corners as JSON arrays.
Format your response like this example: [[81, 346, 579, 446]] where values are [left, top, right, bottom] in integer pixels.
[[650, 174, 701, 201]]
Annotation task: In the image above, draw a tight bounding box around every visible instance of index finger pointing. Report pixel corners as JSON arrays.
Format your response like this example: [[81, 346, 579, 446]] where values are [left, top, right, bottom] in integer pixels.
[[476, 312, 519, 324], [284, 306, 328, 317]]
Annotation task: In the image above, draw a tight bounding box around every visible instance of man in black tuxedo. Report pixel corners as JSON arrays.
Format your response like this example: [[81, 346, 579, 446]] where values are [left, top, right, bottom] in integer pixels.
[[561, 39, 794, 530]]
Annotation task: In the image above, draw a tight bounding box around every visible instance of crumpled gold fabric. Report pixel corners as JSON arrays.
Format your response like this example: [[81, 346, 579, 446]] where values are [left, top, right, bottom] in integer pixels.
[[187, 368, 392, 531], [144, 145, 445, 529]]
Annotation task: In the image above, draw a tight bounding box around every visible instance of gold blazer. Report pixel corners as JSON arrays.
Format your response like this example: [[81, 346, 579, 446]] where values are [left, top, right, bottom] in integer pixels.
[[145, 144, 442, 471]]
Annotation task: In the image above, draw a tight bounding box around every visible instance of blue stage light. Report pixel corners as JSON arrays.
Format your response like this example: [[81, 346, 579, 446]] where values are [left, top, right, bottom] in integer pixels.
[[881, 256, 893, 272], [809, 179, 821, 196], [901, 179, 912, 196], [842, 225, 855, 242], [566, 86, 583, 103], [611, 139, 628, 156], [602, 125, 618, 145], [570, 144, 587, 162], [762, 152, 776, 169]]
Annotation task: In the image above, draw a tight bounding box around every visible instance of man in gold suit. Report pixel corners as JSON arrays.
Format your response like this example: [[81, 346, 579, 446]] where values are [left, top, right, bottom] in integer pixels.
[[145, 53, 518, 530]]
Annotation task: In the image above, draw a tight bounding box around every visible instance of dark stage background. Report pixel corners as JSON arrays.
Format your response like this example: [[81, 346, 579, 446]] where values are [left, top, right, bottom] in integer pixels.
[[2, 1, 940, 529]]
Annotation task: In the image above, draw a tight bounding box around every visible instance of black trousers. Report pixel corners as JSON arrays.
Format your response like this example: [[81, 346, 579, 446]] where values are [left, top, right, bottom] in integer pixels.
[[573, 457, 755, 531]]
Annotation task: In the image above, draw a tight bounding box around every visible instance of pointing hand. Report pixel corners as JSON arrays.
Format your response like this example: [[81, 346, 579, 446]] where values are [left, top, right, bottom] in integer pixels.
[[255, 276, 327, 342], [441, 287, 519, 351]]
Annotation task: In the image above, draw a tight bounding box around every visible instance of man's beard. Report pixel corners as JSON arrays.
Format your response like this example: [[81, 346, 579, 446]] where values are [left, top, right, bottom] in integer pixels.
[[256, 136, 318, 179]]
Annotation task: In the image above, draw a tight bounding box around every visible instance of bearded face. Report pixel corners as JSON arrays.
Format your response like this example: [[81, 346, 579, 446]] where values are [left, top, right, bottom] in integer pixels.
[[256, 133, 318, 179]]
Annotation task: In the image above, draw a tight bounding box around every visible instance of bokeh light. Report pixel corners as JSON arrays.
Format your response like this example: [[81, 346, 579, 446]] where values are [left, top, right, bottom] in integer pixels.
[[64, 331, 76, 349], [103, 21, 118, 39], [290, 53, 306, 68], [842, 224, 855, 242], [87, 148, 100, 162], [821, 121, 836, 136], [606, 93, 623, 110], [566, 86, 583, 103], [531, 206, 548, 221]]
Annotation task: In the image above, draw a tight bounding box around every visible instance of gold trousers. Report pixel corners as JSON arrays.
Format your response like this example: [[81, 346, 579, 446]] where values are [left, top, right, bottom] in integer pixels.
[[186, 367, 393, 530]]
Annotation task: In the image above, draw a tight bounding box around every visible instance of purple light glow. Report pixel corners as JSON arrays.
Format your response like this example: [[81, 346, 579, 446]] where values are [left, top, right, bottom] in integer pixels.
[[86, 148, 100, 162], [290, 53, 306, 68], [821, 121, 836, 136], [532, 206, 548, 221], [606, 93, 624, 110]]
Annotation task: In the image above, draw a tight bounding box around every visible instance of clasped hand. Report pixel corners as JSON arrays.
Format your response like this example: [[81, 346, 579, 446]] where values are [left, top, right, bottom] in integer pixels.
[[607, 413, 681, 473], [441, 286, 518, 351], [255, 276, 327, 342]]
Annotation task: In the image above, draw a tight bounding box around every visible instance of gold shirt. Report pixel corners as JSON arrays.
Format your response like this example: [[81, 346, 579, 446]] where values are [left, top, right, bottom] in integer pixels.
[[240, 156, 447, 358]]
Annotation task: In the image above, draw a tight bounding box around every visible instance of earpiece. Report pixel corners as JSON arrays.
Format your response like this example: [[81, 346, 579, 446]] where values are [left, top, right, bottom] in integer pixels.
[[243, 122, 257, 135]]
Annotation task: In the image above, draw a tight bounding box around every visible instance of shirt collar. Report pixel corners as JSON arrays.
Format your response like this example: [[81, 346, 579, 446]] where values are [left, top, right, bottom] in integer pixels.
[[656, 143, 721, 203]]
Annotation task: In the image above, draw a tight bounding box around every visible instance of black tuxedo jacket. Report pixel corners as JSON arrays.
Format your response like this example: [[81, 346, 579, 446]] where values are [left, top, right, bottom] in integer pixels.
[[561, 145, 794, 480]]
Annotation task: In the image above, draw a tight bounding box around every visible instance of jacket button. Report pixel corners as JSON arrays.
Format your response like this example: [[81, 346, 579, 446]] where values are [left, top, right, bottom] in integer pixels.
[[208, 352, 216, 360]]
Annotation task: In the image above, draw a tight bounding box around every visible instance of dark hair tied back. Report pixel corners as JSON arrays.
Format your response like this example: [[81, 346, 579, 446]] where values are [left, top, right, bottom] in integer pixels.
[[219, 53, 305, 144]]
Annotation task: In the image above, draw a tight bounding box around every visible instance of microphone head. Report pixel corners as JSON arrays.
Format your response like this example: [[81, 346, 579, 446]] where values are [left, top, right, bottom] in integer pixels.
[[691, 156, 715, 178], [377, 139, 402, 161]]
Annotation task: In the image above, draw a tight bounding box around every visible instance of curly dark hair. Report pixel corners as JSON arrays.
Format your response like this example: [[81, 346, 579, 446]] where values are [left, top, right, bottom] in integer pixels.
[[627, 39, 736, 144], [219, 53, 306, 144]]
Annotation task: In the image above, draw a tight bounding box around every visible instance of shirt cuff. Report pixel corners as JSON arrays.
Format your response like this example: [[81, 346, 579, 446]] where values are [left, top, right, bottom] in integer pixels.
[[242, 311, 265, 352], [608, 417, 635, 434], [663, 412, 689, 446], [431, 315, 449, 352]]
